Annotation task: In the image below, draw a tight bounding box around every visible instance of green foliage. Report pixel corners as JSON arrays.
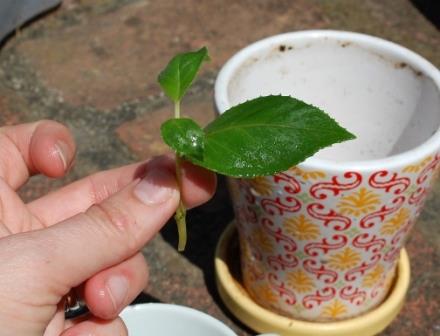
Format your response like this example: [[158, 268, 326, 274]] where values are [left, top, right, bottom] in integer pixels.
[[161, 118, 204, 160], [161, 95, 355, 177], [158, 47, 209, 102], [156, 46, 355, 251]]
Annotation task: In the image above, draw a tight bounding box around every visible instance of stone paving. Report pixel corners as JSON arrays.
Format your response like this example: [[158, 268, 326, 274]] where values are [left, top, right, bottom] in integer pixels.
[[0, 0, 439, 335]]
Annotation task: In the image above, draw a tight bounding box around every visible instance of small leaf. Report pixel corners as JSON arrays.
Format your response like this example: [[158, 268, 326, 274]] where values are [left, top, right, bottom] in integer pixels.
[[187, 95, 355, 178], [158, 47, 209, 102], [161, 118, 205, 160]]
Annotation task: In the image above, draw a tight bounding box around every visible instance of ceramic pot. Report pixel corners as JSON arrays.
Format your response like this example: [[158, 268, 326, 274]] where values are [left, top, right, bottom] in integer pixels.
[[215, 30, 440, 321]]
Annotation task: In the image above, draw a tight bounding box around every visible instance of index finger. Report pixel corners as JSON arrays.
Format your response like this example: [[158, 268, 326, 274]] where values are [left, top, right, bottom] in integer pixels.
[[28, 156, 217, 226]]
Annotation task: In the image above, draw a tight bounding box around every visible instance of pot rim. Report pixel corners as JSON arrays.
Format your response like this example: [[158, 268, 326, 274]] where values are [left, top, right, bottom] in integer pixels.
[[214, 30, 440, 173]]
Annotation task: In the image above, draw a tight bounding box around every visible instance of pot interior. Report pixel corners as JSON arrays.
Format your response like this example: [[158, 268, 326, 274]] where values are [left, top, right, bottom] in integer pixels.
[[227, 36, 440, 162]]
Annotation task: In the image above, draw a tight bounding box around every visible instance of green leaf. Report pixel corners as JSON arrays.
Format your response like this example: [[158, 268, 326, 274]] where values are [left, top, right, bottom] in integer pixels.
[[161, 118, 204, 160], [188, 95, 355, 177], [158, 47, 209, 102]]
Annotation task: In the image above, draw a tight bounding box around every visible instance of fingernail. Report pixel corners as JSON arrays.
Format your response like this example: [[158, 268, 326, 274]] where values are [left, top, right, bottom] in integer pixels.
[[55, 141, 70, 170], [106, 275, 129, 311], [134, 168, 177, 205]]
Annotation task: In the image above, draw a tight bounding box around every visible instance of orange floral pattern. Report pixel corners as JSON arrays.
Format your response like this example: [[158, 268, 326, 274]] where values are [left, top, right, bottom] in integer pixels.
[[250, 227, 274, 253], [337, 187, 381, 216], [321, 300, 348, 319], [248, 282, 278, 305], [249, 176, 272, 196], [290, 166, 327, 180], [362, 264, 385, 287], [381, 208, 410, 235], [403, 156, 432, 173], [286, 270, 315, 293], [328, 248, 362, 271], [284, 215, 320, 240]]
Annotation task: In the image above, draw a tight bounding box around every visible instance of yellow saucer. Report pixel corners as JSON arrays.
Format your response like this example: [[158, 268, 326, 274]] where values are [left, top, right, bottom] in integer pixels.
[[215, 223, 410, 336]]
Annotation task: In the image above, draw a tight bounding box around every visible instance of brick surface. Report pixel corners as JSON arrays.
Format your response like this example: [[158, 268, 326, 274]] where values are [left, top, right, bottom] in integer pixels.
[[14, 0, 330, 109], [0, 0, 438, 335], [0, 85, 26, 126], [12, 0, 440, 110]]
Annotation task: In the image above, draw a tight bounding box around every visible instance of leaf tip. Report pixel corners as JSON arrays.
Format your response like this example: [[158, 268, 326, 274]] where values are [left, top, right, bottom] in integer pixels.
[[337, 126, 357, 143]]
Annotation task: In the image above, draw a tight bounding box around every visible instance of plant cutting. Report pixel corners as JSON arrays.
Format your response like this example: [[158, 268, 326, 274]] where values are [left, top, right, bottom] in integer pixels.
[[157, 46, 354, 251]]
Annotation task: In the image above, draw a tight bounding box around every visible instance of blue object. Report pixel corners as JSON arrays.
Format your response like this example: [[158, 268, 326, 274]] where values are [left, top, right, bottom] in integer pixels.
[[0, 0, 61, 42]]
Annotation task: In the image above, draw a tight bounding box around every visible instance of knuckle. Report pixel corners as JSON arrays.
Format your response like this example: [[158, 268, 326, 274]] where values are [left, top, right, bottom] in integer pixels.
[[86, 174, 109, 204], [85, 201, 140, 250]]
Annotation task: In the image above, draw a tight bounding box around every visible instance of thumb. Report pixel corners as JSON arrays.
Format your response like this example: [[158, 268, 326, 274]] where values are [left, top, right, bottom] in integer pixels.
[[34, 159, 180, 290]]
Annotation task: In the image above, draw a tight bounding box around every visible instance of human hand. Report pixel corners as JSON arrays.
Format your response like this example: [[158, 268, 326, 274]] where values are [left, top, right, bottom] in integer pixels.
[[0, 120, 216, 335]]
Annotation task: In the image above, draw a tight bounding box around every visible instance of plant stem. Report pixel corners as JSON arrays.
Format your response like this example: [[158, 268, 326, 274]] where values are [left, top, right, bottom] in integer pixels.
[[174, 100, 187, 251], [175, 156, 187, 251], [174, 100, 181, 118]]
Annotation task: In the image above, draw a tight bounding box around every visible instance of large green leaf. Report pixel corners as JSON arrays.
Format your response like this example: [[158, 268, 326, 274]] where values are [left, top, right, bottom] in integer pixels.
[[190, 95, 354, 177], [158, 47, 209, 102], [161, 118, 204, 160]]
